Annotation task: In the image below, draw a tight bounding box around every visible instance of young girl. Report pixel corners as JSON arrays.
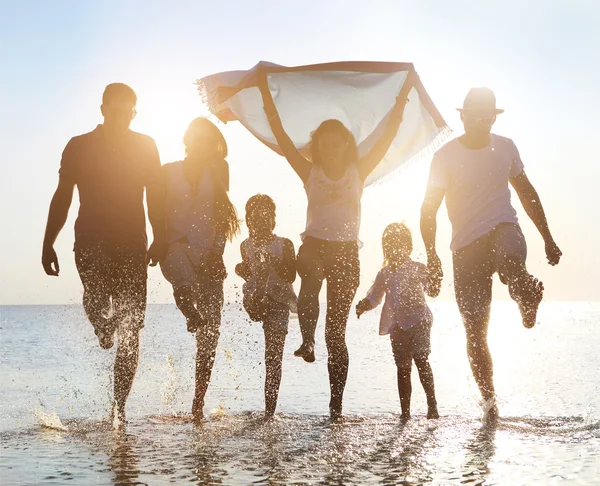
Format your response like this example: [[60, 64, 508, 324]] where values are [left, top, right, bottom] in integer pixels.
[[160, 117, 240, 423], [235, 194, 296, 419], [263, 82, 411, 421], [356, 223, 440, 420]]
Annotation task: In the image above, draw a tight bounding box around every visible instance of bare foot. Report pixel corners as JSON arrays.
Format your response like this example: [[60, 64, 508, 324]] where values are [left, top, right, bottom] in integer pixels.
[[111, 404, 126, 430], [481, 395, 499, 426], [294, 342, 315, 363], [330, 411, 344, 424], [192, 410, 204, 426], [427, 407, 439, 419], [511, 276, 544, 329], [96, 318, 116, 350]]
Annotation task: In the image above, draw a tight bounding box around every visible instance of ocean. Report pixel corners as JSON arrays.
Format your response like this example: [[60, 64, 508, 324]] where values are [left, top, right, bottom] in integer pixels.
[[1, 302, 599, 485]]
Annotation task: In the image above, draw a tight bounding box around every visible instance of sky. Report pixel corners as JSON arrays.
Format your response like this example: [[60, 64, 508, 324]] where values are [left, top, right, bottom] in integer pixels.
[[1, 0, 599, 305]]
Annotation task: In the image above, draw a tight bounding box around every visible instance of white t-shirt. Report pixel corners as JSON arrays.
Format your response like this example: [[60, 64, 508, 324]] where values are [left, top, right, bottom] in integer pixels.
[[366, 259, 433, 334], [302, 165, 364, 242], [427, 134, 524, 251]]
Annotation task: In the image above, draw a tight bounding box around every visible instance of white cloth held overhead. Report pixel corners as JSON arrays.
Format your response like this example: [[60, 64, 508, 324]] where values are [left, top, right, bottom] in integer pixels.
[[197, 61, 450, 185]]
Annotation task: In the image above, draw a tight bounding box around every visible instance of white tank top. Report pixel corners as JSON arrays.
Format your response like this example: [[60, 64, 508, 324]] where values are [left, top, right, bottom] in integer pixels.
[[242, 236, 297, 312], [302, 165, 363, 242]]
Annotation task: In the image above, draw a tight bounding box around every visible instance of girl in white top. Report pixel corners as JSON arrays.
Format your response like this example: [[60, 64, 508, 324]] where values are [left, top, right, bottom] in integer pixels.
[[264, 85, 411, 421], [356, 223, 440, 420], [235, 194, 296, 419]]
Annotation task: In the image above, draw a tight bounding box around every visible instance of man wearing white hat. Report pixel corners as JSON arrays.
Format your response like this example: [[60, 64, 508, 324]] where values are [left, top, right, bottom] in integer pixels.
[[420, 87, 562, 420]]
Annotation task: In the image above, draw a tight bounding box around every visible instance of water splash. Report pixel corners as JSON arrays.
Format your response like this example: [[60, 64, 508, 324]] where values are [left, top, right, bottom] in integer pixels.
[[34, 407, 68, 431], [160, 355, 179, 415], [210, 401, 228, 419]]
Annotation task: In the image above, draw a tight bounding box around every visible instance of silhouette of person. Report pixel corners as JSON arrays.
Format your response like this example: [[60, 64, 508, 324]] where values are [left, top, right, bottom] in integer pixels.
[[420, 87, 562, 421], [158, 118, 239, 424], [235, 194, 297, 420], [263, 80, 411, 421], [42, 83, 166, 426], [356, 223, 440, 420]]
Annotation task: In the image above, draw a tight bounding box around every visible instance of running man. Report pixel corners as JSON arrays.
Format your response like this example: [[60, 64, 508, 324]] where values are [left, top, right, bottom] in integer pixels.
[[42, 83, 166, 426], [420, 87, 562, 420]]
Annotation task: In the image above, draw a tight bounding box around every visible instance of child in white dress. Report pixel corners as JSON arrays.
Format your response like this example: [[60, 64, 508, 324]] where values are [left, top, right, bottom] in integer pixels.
[[235, 195, 297, 419], [356, 223, 441, 420]]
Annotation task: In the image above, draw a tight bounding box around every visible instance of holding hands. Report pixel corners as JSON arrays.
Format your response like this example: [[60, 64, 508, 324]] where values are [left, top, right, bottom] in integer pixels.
[[356, 298, 373, 319]]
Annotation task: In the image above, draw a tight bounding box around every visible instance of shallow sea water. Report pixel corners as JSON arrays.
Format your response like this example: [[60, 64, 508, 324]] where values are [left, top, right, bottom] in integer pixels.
[[1, 302, 599, 485]]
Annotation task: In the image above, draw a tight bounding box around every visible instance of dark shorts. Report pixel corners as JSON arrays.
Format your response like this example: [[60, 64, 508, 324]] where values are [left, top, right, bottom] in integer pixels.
[[74, 241, 147, 331], [453, 223, 527, 325], [390, 323, 432, 370], [296, 236, 360, 289]]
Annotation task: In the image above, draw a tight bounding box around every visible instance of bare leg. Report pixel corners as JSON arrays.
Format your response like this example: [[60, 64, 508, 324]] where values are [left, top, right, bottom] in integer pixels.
[[75, 244, 114, 349], [113, 327, 141, 424], [295, 241, 324, 362], [494, 223, 542, 329], [390, 328, 412, 419], [264, 325, 286, 419], [295, 275, 323, 362], [454, 239, 498, 420], [111, 249, 147, 426], [324, 276, 356, 421], [192, 281, 223, 423], [414, 354, 438, 419], [502, 258, 543, 329], [173, 285, 203, 333]]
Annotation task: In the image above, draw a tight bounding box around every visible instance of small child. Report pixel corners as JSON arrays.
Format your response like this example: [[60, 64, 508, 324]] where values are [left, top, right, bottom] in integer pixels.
[[356, 223, 441, 420], [235, 194, 297, 419]]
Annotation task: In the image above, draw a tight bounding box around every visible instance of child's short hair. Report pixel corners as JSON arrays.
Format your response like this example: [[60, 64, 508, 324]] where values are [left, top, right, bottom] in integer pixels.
[[382, 222, 413, 264], [246, 194, 276, 215]]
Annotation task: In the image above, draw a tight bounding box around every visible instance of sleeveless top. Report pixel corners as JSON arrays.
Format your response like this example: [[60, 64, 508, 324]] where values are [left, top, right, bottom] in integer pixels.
[[164, 162, 215, 249], [302, 165, 364, 242], [241, 235, 297, 312]]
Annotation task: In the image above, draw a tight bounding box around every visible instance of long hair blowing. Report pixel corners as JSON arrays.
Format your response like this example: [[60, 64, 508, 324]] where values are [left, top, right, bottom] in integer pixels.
[[184, 117, 240, 241]]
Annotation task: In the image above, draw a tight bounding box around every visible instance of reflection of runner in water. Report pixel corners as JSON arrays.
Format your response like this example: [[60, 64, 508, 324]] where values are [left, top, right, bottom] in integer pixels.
[[42, 83, 166, 426], [420, 88, 562, 421], [263, 82, 410, 422], [357, 223, 440, 420], [159, 118, 239, 424], [236, 195, 296, 420]]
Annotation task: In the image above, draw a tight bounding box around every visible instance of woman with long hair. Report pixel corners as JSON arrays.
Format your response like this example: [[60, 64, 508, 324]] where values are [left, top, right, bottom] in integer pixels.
[[160, 117, 239, 423], [263, 90, 410, 420]]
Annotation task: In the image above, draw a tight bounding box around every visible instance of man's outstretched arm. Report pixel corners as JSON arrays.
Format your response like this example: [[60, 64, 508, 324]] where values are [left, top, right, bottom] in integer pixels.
[[42, 179, 75, 276], [510, 171, 562, 265], [420, 186, 446, 281]]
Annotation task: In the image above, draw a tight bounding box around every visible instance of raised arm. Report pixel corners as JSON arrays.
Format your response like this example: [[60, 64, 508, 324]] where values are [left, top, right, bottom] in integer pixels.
[[259, 73, 312, 183], [357, 71, 416, 181], [42, 178, 75, 276], [510, 171, 562, 265], [420, 186, 446, 281]]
